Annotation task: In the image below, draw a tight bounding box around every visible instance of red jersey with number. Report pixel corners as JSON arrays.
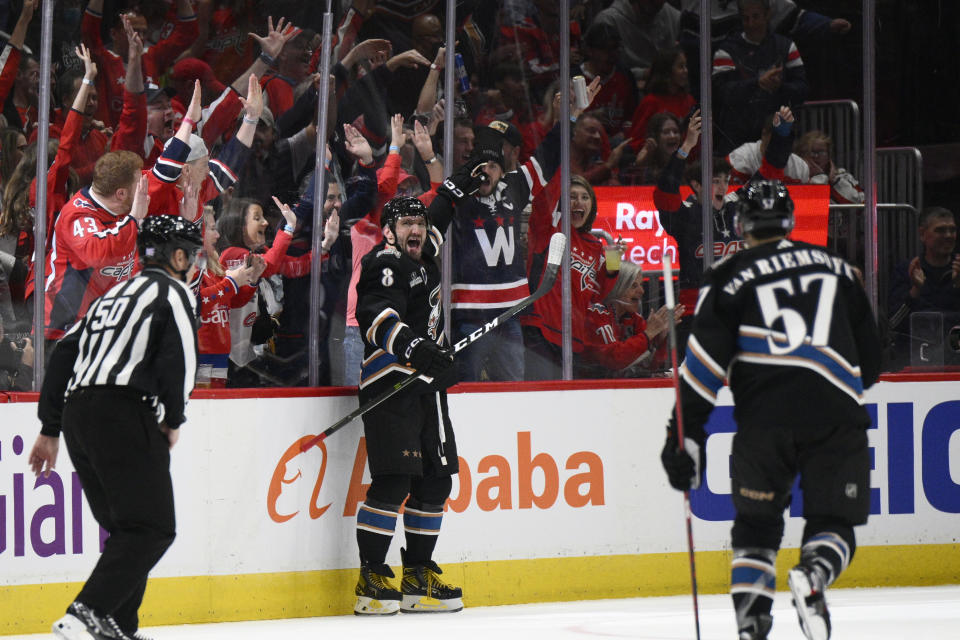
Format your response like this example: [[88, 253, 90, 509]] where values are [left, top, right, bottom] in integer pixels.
[[584, 303, 652, 370], [44, 188, 140, 339]]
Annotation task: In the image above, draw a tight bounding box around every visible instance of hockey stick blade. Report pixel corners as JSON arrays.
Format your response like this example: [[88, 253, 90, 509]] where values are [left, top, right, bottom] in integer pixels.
[[300, 233, 568, 452], [545, 230, 565, 268]]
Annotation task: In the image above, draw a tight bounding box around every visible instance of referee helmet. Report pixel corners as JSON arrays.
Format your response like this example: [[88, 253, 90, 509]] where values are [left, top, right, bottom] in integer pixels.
[[138, 215, 203, 269]]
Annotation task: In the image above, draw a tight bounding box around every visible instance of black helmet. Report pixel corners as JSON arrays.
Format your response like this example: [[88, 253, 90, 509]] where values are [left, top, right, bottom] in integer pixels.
[[734, 179, 795, 237], [138, 215, 203, 268], [382, 196, 429, 240]]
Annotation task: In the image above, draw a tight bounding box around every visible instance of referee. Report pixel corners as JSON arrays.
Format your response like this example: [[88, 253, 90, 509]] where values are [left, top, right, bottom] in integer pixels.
[[29, 214, 203, 640]]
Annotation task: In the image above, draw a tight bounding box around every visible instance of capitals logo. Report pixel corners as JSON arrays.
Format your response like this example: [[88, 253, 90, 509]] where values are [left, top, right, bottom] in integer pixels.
[[203, 308, 230, 325], [571, 252, 601, 296], [99, 255, 137, 282], [695, 240, 746, 260]]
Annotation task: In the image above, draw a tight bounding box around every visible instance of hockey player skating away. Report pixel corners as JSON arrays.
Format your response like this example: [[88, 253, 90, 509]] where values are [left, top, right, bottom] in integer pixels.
[[29, 214, 203, 640], [354, 192, 475, 615], [659, 181, 882, 640]]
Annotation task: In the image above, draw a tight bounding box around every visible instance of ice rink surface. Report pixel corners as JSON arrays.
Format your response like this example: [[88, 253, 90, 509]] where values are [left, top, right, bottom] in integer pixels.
[[8, 585, 958, 639]]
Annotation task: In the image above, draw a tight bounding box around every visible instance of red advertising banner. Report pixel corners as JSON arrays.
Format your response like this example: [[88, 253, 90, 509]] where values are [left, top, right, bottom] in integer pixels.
[[591, 185, 831, 273]]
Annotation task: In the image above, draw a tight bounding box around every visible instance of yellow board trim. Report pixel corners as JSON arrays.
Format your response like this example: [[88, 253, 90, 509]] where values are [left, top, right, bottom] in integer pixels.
[[3, 544, 958, 635]]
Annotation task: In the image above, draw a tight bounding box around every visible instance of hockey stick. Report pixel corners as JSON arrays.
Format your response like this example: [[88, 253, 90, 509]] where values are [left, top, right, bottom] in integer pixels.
[[300, 232, 568, 452], [663, 256, 702, 640]]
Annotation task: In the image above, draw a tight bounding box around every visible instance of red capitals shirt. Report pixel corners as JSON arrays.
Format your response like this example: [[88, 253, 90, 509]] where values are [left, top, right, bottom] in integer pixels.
[[584, 303, 652, 371], [44, 188, 140, 339], [581, 65, 637, 137], [190, 268, 252, 357], [522, 170, 617, 351]]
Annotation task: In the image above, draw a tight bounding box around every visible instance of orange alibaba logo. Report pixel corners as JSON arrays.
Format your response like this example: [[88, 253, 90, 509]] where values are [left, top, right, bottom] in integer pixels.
[[266, 436, 332, 523]]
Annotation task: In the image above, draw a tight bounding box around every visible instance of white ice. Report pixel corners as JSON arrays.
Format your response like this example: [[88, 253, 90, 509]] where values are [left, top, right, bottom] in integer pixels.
[[9, 585, 958, 639]]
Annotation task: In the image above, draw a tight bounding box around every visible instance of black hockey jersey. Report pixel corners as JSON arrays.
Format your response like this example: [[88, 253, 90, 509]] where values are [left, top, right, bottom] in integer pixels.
[[675, 238, 882, 440], [356, 225, 454, 395]]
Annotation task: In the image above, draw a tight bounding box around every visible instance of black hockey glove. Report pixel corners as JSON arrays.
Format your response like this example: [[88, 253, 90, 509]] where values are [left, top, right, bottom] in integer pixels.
[[660, 429, 704, 492], [437, 152, 492, 203], [404, 337, 455, 378]]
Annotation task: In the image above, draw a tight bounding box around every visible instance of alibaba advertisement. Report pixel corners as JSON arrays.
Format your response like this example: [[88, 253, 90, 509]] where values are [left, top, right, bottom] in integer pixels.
[[2, 380, 960, 632], [590, 185, 831, 271]]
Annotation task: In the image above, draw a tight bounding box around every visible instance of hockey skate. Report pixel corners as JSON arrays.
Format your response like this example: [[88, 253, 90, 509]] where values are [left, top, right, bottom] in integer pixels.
[[788, 563, 831, 640], [53, 601, 132, 640], [354, 563, 402, 615], [399, 549, 463, 613]]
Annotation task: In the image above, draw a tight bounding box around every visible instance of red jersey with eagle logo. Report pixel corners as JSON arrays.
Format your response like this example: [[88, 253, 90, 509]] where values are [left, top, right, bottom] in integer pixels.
[[522, 170, 618, 351]]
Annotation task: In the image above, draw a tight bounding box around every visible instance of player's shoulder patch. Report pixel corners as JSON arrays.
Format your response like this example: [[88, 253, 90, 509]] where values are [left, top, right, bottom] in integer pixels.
[[587, 302, 612, 316], [70, 194, 98, 212], [408, 269, 425, 288], [376, 244, 402, 259]]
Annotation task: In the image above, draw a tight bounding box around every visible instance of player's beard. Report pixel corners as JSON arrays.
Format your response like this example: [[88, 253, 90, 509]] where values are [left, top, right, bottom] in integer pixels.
[[398, 229, 423, 261], [402, 237, 423, 261]]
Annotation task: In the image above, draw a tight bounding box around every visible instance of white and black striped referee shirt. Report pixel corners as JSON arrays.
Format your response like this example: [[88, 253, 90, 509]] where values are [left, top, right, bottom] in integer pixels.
[[39, 268, 199, 435]]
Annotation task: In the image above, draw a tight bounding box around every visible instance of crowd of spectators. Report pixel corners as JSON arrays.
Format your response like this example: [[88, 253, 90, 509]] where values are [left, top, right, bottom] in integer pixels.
[[0, 0, 952, 389]]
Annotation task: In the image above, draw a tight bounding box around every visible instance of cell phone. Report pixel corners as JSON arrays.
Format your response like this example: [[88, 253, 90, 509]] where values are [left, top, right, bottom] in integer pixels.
[[245, 253, 254, 268], [683, 103, 701, 130]]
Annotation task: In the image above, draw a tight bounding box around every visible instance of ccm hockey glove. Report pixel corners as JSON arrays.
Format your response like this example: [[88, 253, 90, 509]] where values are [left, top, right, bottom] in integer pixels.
[[437, 152, 492, 203], [404, 337, 455, 378], [660, 429, 704, 491]]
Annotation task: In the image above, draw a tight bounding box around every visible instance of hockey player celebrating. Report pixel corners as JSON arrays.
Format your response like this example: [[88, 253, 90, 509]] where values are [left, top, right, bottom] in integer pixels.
[[659, 181, 882, 640], [353, 193, 470, 615], [29, 214, 203, 640]]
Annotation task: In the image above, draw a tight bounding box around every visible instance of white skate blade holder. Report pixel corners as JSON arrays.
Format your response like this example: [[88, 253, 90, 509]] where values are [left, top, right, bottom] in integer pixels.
[[52, 613, 96, 640]]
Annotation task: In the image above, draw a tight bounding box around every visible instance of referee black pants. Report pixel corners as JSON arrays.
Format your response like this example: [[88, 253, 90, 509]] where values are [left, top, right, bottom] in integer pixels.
[[61, 388, 176, 634]]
